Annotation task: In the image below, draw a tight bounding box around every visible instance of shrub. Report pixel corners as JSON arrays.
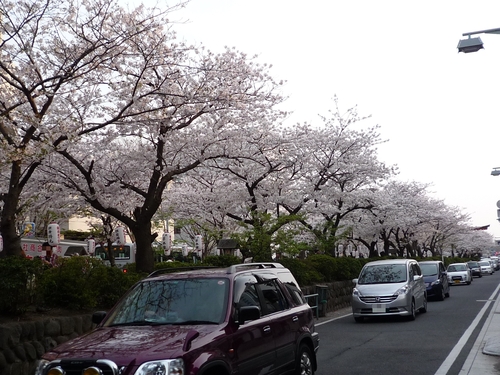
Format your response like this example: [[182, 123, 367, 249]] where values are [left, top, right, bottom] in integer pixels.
[[279, 258, 323, 286], [87, 266, 142, 309], [0, 256, 45, 315], [38, 257, 141, 310]]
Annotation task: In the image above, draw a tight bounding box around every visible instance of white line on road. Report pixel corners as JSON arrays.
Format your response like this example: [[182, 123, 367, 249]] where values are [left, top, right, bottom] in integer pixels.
[[434, 284, 500, 375]]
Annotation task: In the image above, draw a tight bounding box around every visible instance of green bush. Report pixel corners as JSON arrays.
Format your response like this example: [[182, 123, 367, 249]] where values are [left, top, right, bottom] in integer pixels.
[[0, 256, 45, 315], [278, 258, 323, 286], [38, 257, 141, 310], [87, 266, 142, 309], [304, 255, 366, 282]]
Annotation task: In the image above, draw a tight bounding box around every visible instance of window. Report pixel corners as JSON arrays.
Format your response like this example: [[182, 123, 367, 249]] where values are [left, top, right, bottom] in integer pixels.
[[259, 280, 287, 315], [234, 277, 288, 317], [284, 283, 306, 306]]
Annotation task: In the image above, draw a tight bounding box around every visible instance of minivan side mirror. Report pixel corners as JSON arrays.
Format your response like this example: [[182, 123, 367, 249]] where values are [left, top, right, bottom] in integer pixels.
[[237, 306, 261, 324]]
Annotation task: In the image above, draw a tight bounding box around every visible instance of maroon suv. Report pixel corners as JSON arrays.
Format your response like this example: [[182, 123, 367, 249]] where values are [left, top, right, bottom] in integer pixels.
[[35, 263, 319, 375]]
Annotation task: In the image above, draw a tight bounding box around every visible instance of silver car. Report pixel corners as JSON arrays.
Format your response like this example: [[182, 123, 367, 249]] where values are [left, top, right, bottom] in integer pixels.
[[351, 259, 427, 322]]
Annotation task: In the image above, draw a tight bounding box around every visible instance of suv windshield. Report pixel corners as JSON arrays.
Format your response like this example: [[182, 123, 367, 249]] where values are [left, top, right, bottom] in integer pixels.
[[358, 264, 407, 284], [104, 278, 229, 326]]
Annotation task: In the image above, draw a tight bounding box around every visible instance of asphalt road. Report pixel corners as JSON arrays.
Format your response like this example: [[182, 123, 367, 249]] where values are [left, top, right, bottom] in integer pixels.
[[315, 271, 500, 375]]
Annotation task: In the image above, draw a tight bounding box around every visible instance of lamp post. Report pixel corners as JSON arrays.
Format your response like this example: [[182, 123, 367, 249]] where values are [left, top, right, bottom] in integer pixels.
[[491, 168, 500, 222], [457, 27, 500, 53]]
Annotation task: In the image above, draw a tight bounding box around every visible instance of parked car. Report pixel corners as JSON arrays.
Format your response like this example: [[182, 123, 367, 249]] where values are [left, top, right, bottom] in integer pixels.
[[35, 263, 319, 375], [467, 261, 482, 278], [351, 259, 427, 322], [481, 258, 495, 273], [478, 260, 494, 275], [447, 263, 472, 285], [419, 260, 450, 301], [490, 256, 500, 271]]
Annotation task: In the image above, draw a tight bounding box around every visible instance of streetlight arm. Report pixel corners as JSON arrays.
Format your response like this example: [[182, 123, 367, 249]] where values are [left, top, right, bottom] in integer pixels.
[[463, 27, 500, 37]]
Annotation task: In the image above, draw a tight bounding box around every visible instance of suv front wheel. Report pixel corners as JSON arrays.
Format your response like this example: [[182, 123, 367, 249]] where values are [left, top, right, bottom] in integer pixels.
[[296, 344, 314, 375]]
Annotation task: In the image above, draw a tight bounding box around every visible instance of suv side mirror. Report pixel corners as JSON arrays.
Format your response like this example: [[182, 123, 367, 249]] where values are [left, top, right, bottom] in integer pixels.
[[238, 306, 261, 323]]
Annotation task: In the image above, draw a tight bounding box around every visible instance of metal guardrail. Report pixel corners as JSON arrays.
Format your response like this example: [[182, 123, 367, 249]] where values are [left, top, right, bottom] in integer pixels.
[[304, 293, 319, 319]]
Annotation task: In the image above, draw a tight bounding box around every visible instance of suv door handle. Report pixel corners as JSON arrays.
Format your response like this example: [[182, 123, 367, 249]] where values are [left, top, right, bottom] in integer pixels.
[[292, 316, 298, 322], [263, 325, 271, 333]]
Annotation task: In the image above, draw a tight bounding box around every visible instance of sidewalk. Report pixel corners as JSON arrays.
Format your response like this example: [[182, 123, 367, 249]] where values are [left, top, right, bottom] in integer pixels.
[[460, 291, 500, 375], [314, 298, 500, 375]]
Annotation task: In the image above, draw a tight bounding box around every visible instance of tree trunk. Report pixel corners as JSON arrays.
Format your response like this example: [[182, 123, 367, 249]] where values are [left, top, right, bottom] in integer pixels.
[[131, 220, 156, 273], [0, 162, 23, 257]]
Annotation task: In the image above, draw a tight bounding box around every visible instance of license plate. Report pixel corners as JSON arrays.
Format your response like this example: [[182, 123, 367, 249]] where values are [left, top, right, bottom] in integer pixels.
[[454, 280, 461, 284], [372, 304, 386, 313]]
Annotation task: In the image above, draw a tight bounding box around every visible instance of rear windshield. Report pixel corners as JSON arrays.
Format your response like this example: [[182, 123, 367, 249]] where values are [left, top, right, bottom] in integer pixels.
[[357, 264, 407, 284]]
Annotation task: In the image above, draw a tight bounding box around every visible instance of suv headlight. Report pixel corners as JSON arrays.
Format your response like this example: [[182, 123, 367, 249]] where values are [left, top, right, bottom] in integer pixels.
[[35, 360, 49, 375], [136, 359, 184, 375], [352, 287, 362, 297], [431, 279, 441, 286]]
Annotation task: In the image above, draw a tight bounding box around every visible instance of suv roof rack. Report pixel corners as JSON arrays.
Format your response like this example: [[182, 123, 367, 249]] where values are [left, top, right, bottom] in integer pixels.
[[227, 262, 285, 274], [147, 266, 217, 278]]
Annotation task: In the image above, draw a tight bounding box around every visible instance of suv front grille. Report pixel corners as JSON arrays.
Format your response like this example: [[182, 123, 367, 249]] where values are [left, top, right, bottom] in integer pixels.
[[360, 295, 397, 303], [45, 359, 120, 375]]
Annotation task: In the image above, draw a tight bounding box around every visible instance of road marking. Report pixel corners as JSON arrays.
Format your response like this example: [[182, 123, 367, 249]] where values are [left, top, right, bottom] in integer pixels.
[[434, 284, 500, 375], [315, 312, 352, 326]]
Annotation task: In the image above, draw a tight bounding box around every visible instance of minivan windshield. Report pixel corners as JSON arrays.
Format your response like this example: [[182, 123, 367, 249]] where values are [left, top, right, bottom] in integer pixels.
[[104, 278, 229, 326], [357, 264, 407, 284]]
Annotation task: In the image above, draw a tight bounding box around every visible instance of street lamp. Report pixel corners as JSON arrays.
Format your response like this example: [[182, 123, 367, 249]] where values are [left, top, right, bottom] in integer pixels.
[[458, 27, 500, 53]]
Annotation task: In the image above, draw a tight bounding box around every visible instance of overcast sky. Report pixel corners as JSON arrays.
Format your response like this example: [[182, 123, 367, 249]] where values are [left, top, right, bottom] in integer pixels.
[[143, 0, 500, 238]]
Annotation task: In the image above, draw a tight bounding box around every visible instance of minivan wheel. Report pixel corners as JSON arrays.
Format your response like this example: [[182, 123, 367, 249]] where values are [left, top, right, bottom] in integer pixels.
[[408, 299, 416, 321], [296, 344, 314, 375]]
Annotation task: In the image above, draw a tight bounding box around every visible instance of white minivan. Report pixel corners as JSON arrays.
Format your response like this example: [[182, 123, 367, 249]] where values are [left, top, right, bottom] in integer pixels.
[[351, 259, 427, 322]]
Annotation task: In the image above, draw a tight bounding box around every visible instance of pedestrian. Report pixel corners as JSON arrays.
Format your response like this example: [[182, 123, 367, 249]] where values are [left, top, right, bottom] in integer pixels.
[[42, 242, 58, 266]]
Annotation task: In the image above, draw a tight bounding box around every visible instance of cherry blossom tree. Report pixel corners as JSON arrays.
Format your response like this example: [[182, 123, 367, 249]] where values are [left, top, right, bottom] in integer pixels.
[[167, 124, 300, 261], [281, 100, 395, 255], [0, 0, 187, 257], [1, 0, 286, 273]]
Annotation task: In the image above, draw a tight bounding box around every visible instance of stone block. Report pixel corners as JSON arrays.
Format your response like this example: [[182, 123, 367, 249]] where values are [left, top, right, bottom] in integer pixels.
[[44, 320, 60, 337]]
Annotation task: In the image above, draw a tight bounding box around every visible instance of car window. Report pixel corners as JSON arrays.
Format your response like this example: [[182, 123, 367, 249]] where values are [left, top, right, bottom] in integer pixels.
[[258, 280, 287, 315], [413, 263, 422, 276], [237, 284, 260, 308], [284, 282, 307, 306], [235, 278, 288, 316]]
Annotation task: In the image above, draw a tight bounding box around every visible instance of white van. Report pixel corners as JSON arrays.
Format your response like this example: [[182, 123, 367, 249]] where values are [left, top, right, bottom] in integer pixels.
[[93, 242, 136, 267]]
